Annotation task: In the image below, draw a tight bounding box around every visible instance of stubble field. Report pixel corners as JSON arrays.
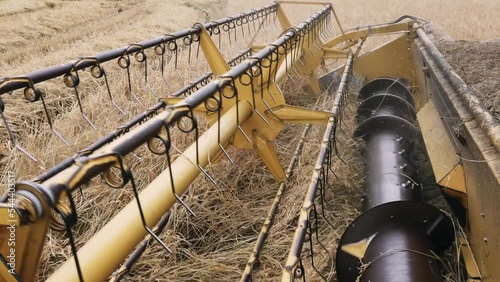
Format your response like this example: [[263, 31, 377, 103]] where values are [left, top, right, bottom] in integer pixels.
[[0, 0, 498, 281]]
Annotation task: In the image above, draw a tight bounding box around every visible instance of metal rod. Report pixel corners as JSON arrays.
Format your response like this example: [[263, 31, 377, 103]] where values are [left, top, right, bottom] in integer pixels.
[[108, 209, 172, 282], [31, 48, 252, 184], [281, 50, 356, 281], [241, 122, 312, 282]]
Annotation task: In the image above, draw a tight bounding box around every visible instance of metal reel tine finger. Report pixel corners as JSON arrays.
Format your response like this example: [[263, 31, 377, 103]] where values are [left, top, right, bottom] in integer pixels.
[[212, 92, 234, 164], [99, 69, 126, 116], [286, 72, 298, 85], [254, 109, 270, 125], [197, 164, 217, 185], [307, 215, 327, 281], [15, 144, 38, 162], [174, 193, 195, 217], [311, 203, 328, 252], [119, 158, 172, 254], [131, 152, 142, 161], [66, 73, 97, 129], [219, 143, 234, 164], [54, 207, 84, 282], [0, 99, 38, 161], [39, 91, 71, 146], [145, 83, 158, 99], [146, 227, 172, 253], [162, 124, 197, 216]]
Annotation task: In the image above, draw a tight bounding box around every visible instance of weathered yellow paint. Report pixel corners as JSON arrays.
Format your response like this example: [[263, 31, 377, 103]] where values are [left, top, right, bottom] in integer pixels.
[[324, 22, 411, 49], [460, 237, 482, 280], [353, 34, 414, 83], [0, 205, 20, 227], [439, 164, 468, 207], [324, 48, 349, 59], [276, 4, 292, 30], [47, 102, 253, 282], [0, 262, 16, 282], [0, 215, 50, 282], [417, 100, 467, 207], [254, 132, 287, 182], [197, 24, 230, 76], [268, 104, 332, 124], [340, 233, 376, 259]]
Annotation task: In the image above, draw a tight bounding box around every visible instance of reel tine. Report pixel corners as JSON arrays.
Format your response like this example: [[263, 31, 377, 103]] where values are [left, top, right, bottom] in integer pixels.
[[118, 52, 143, 106], [63, 68, 97, 129], [163, 125, 197, 216], [54, 205, 84, 282], [119, 156, 173, 253], [100, 65, 127, 116], [212, 92, 234, 164], [307, 210, 328, 282], [6, 76, 71, 147], [0, 97, 38, 161]]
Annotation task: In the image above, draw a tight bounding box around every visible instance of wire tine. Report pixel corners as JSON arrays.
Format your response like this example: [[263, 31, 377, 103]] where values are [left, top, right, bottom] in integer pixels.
[[174, 69, 184, 84], [307, 218, 327, 282], [286, 72, 298, 84], [311, 203, 328, 252], [266, 87, 277, 103], [254, 109, 270, 125], [160, 48, 173, 88], [54, 207, 84, 282], [174, 194, 196, 216], [261, 97, 274, 113], [102, 71, 126, 116], [130, 88, 143, 106], [0, 103, 38, 161], [131, 152, 142, 161], [123, 58, 143, 106], [219, 143, 234, 163], [53, 129, 71, 146], [163, 125, 196, 217], [37, 88, 72, 146], [14, 144, 38, 162], [72, 85, 97, 129], [123, 161, 172, 254], [238, 125, 252, 143], [198, 164, 217, 185], [145, 83, 158, 99], [82, 114, 97, 130]]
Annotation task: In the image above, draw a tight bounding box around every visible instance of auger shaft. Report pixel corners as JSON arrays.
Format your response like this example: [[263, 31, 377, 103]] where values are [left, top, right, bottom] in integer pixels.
[[47, 101, 253, 282], [336, 78, 454, 282]]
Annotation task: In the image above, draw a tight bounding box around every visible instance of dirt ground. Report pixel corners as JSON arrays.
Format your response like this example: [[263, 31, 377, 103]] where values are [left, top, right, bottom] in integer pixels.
[[437, 40, 500, 121]]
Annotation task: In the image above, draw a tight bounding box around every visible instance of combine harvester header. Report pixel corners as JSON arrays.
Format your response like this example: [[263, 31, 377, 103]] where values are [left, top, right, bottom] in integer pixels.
[[0, 1, 498, 281]]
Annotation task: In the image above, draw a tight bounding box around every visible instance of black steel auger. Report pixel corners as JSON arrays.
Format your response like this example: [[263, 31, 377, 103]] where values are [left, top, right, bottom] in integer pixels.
[[336, 77, 454, 282]]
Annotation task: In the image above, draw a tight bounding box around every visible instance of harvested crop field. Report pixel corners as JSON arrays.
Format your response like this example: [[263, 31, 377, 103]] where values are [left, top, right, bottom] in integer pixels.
[[437, 40, 500, 121], [0, 0, 498, 282]]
